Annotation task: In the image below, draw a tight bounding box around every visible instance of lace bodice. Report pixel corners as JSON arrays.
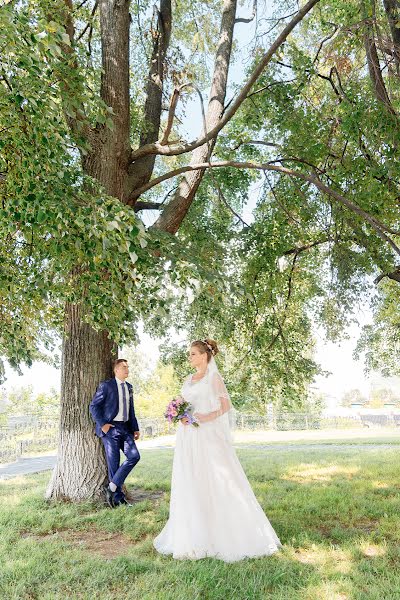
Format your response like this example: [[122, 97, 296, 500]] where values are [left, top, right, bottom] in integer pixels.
[[181, 374, 214, 413]]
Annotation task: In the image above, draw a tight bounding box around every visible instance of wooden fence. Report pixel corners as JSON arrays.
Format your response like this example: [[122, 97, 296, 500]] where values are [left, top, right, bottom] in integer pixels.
[[1, 411, 399, 464]]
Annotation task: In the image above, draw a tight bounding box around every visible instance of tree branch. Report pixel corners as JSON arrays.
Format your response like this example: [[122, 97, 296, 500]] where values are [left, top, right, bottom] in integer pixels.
[[230, 139, 279, 151], [313, 23, 339, 64], [160, 83, 206, 146], [76, 0, 98, 42], [374, 267, 400, 284], [127, 0, 172, 193], [208, 170, 249, 226], [283, 237, 336, 256], [363, 7, 397, 115], [133, 201, 163, 212], [151, 0, 238, 233], [267, 276, 295, 355], [130, 159, 400, 254], [382, 0, 400, 75], [245, 78, 296, 100], [130, 0, 322, 163], [235, 0, 256, 24], [283, 234, 364, 257]]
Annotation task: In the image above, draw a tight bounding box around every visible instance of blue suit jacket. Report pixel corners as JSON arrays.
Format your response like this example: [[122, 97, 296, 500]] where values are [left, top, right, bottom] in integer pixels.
[[89, 378, 139, 438]]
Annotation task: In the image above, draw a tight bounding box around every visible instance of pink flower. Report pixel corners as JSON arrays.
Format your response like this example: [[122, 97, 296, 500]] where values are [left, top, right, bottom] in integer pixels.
[[164, 397, 199, 427]]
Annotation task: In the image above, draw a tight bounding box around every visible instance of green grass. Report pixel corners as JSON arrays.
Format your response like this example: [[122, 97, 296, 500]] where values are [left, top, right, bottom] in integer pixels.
[[2, 442, 400, 599]]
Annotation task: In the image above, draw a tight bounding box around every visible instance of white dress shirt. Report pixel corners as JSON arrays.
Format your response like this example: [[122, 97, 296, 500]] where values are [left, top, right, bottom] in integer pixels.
[[113, 377, 130, 421]]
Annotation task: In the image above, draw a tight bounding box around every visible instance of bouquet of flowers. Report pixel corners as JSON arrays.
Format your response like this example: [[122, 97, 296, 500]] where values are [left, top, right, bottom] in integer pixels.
[[165, 396, 199, 427]]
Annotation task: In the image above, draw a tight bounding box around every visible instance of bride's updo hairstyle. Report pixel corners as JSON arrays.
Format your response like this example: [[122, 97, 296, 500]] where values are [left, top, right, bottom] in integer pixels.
[[191, 338, 219, 363]]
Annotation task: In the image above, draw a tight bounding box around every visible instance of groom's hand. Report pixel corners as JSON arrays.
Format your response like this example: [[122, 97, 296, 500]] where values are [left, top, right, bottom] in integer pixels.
[[134, 431, 140, 440], [101, 423, 115, 434]]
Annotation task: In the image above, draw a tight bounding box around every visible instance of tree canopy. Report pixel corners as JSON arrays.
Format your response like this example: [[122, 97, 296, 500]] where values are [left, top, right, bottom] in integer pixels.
[[1, 0, 399, 408]]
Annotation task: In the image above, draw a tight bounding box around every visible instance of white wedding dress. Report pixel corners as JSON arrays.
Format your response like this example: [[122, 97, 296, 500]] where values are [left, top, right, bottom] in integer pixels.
[[153, 359, 281, 562]]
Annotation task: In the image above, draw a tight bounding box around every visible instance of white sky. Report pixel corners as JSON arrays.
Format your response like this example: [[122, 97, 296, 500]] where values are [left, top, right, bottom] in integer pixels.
[[314, 328, 370, 400]]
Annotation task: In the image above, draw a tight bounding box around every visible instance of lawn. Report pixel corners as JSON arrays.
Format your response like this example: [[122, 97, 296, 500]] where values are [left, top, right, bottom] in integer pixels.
[[1, 440, 400, 600]]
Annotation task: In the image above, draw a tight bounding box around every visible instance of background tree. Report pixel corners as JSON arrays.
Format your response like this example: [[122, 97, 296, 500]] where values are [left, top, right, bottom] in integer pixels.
[[341, 389, 368, 407], [356, 281, 400, 376], [0, 385, 60, 418], [367, 387, 400, 407]]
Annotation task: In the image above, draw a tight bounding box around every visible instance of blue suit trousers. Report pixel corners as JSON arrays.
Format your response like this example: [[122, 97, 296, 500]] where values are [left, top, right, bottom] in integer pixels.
[[102, 422, 140, 503]]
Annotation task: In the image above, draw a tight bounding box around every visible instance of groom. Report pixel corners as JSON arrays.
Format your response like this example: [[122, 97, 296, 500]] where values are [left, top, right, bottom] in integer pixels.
[[89, 359, 140, 507]]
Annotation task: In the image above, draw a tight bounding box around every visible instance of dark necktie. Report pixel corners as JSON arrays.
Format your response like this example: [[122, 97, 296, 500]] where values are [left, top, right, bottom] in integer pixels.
[[121, 382, 128, 422]]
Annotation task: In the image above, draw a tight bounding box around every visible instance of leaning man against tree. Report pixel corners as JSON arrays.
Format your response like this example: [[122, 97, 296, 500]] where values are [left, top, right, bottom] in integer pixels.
[[89, 359, 140, 507]]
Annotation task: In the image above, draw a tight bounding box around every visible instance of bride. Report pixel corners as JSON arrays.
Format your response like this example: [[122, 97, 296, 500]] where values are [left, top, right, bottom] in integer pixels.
[[153, 338, 282, 562]]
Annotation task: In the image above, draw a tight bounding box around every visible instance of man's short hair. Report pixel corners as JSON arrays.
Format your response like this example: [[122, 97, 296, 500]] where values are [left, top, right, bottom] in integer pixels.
[[113, 358, 128, 372]]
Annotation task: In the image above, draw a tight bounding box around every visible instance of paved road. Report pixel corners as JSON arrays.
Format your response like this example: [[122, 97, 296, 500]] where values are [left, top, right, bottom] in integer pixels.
[[0, 454, 57, 480]]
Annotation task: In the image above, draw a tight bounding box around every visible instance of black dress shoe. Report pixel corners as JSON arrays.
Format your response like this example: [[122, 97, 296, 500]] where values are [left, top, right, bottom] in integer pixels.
[[117, 497, 133, 506], [105, 486, 116, 508]]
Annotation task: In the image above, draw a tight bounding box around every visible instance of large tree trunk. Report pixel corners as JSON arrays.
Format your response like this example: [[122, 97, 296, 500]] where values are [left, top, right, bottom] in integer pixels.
[[46, 304, 117, 500], [47, 0, 132, 501]]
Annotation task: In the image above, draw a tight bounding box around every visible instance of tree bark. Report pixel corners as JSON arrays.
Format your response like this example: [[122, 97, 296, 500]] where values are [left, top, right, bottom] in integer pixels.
[[96, 0, 132, 200], [364, 29, 396, 113], [46, 304, 117, 501], [363, 3, 397, 114]]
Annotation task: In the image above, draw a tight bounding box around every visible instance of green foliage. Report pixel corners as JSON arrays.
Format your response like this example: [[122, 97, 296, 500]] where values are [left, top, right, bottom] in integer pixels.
[[0, 5, 142, 360], [121, 346, 180, 417], [2, 0, 400, 410], [0, 0, 247, 381], [153, 185, 324, 409], [200, 0, 400, 396], [137, 363, 180, 417], [355, 281, 400, 377], [2, 385, 60, 418]]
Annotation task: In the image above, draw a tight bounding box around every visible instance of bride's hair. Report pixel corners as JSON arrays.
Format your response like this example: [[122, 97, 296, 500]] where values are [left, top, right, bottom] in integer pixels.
[[191, 338, 219, 362]]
